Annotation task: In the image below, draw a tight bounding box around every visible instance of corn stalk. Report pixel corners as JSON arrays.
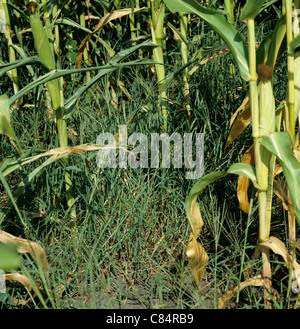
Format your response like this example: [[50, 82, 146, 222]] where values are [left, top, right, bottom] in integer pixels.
[[179, 12, 191, 116], [1, 0, 19, 98], [150, 0, 168, 131], [27, 1, 76, 218], [246, 15, 272, 307]]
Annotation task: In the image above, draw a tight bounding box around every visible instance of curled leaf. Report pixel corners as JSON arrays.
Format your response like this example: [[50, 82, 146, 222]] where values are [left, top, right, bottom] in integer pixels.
[[258, 236, 300, 270], [225, 95, 251, 149], [4, 272, 44, 306], [186, 201, 209, 286]]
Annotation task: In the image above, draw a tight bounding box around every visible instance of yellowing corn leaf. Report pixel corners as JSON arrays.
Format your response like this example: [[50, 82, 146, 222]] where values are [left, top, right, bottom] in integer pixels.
[[185, 163, 260, 288], [77, 8, 146, 68], [0, 231, 49, 272], [225, 96, 251, 149], [186, 201, 209, 286], [237, 145, 254, 213], [259, 236, 300, 270], [218, 275, 264, 309]]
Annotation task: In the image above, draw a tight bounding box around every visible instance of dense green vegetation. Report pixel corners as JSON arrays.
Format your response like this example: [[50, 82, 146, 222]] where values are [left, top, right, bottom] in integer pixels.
[[0, 0, 299, 309]]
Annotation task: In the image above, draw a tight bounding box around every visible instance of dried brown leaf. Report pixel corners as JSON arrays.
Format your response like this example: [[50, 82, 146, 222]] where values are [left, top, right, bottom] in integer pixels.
[[77, 8, 146, 68], [166, 22, 182, 42], [259, 236, 300, 270], [4, 273, 44, 306], [34, 144, 120, 161], [218, 275, 264, 309], [110, 85, 118, 110], [118, 79, 133, 101], [225, 96, 251, 149], [186, 200, 209, 287]]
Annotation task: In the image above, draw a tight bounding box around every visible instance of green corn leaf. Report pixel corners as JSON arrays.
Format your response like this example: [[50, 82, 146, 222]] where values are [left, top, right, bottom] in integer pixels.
[[288, 34, 300, 54], [260, 132, 300, 225], [10, 45, 38, 78], [186, 163, 260, 233], [256, 14, 286, 72], [0, 243, 22, 271], [109, 40, 156, 64], [55, 17, 92, 33], [65, 40, 157, 115], [0, 56, 49, 78], [265, 14, 286, 68], [1, 155, 42, 177], [7, 41, 156, 110], [0, 95, 23, 155], [0, 95, 17, 140], [163, 0, 250, 81], [240, 0, 266, 21], [256, 31, 273, 66], [9, 60, 156, 110], [167, 21, 190, 45]]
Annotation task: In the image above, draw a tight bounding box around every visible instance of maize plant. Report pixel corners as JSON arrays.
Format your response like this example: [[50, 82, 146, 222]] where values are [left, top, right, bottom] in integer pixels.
[[0, 1, 156, 226], [164, 0, 300, 308]]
